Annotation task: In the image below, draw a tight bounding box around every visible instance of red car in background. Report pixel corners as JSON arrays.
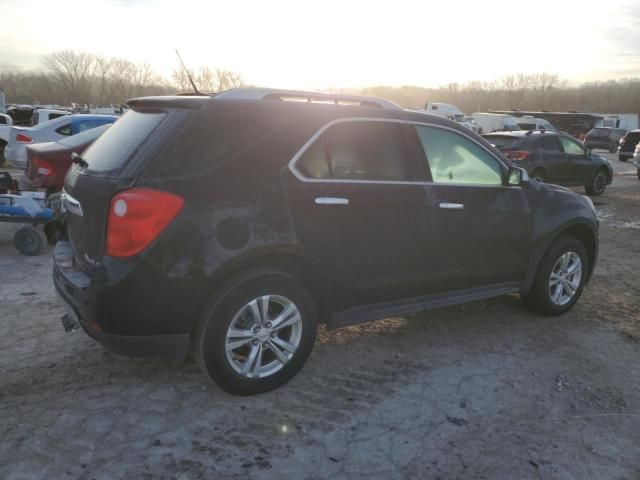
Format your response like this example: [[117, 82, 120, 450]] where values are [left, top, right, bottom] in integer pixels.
[[25, 124, 111, 193]]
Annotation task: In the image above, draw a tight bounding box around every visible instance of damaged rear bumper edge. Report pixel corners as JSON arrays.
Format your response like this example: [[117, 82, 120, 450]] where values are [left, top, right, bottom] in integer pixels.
[[53, 241, 190, 360]]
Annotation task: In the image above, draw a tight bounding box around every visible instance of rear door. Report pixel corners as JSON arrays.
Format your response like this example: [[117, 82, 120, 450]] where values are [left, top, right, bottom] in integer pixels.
[[537, 135, 568, 182], [289, 119, 435, 309], [412, 124, 531, 291]]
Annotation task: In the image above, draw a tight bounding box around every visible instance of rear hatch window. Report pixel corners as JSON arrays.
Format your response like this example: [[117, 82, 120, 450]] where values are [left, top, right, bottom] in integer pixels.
[[482, 135, 522, 150], [81, 110, 166, 176]]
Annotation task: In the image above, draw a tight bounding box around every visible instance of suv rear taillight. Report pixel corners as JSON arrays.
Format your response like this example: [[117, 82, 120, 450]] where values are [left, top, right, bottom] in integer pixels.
[[16, 133, 33, 143], [106, 188, 184, 258], [504, 150, 530, 161]]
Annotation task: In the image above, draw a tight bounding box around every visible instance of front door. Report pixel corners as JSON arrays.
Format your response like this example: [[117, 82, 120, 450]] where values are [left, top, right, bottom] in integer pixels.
[[412, 124, 532, 291], [558, 135, 593, 185]]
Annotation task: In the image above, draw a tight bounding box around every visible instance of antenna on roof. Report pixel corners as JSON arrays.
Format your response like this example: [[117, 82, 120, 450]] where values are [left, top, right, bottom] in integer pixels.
[[175, 49, 202, 96]]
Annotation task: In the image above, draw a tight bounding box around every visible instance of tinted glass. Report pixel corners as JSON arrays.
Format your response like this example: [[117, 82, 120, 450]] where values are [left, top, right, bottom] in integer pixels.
[[326, 122, 409, 181], [297, 137, 330, 179], [49, 113, 66, 121], [559, 136, 584, 155], [518, 123, 536, 130], [149, 111, 281, 177], [82, 110, 165, 174], [417, 126, 503, 185], [0, 116, 6, 125], [538, 136, 561, 151], [482, 135, 521, 150]]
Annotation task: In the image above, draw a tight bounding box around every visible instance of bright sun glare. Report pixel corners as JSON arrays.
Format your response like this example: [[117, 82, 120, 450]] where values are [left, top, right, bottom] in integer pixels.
[[0, 0, 634, 89]]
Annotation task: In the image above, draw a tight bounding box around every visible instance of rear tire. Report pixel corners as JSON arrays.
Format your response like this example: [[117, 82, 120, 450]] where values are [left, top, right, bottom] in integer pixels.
[[14, 226, 47, 256], [524, 236, 588, 316], [584, 168, 608, 196], [194, 269, 318, 395]]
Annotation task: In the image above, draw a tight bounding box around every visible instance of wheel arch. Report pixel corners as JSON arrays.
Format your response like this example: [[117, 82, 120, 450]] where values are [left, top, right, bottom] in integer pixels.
[[522, 220, 598, 295], [197, 247, 331, 330]]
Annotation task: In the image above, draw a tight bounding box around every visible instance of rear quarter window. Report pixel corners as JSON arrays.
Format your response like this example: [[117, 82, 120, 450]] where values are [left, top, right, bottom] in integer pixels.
[[148, 110, 283, 177], [82, 110, 166, 175]]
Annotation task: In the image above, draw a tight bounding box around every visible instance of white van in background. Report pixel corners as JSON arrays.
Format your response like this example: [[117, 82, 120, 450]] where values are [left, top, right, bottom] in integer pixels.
[[471, 113, 521, 134], [516, 116, 557, 131], [424, 102, 481, 134]]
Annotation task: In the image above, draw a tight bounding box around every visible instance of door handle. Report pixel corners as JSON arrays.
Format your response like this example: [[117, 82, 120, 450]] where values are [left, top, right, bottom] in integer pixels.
[[439, 202, 464, 210], [315, 197, 349, 206]]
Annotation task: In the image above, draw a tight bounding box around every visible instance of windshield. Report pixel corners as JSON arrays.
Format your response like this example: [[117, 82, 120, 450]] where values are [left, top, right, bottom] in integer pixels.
[[589, 128, 610, 137]]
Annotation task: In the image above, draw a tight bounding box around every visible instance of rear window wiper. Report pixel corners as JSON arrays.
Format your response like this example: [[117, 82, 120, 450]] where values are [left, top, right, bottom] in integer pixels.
[[71, 152, 88, 168]]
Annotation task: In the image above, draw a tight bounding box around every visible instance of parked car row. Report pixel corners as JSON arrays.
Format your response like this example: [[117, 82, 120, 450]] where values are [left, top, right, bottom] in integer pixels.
[[4, 114, 118, 169]]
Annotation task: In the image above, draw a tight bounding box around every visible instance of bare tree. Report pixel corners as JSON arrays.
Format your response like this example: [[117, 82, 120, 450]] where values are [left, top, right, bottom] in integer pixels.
[[43, 50, 98, 104], [530, 73, 559, 110]]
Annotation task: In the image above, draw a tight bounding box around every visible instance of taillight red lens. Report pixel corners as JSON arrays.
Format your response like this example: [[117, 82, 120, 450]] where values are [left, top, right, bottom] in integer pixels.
[[106, 188, 184, 257], [505, 150, 530, 161], [16, 133, 33, 143], [32, 156, 53, 176]]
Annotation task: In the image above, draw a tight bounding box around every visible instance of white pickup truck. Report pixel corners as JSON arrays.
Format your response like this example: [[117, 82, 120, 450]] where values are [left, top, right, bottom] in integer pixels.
[[0, 113, 12, 165]]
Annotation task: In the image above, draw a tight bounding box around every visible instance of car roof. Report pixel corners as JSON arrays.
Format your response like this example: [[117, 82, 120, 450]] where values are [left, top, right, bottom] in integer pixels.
[[127, 87, 466, 131]]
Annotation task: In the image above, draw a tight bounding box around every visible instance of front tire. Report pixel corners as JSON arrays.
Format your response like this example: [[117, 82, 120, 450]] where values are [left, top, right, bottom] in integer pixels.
[[195, 269, 318, 395], [584, 169, 608, 196], [524, 236, 589, 316]]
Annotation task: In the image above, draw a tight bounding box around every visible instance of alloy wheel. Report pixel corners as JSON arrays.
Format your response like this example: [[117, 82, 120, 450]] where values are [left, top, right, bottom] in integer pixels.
[[593, 172, 607, 194], [224, 295, 302, 379], [548, 252, 582, 306]]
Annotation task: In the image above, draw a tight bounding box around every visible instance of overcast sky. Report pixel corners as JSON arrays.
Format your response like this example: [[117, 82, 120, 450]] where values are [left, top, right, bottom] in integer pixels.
[[1, 0, 639, 89]]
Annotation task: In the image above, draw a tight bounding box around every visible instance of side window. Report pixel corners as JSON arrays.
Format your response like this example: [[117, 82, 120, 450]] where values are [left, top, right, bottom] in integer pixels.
[[559, 136, 584, 155], [416, 126, 503, 185], [49, 113, 65, 121], [326, 122, 409, 181], [297, 137, 331, 179], [55, 123, 72, 136], [539, 136, 561, 151]]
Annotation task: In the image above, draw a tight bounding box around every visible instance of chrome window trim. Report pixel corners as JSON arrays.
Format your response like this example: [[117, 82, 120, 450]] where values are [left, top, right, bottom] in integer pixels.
[[287, 117, 516, 189]]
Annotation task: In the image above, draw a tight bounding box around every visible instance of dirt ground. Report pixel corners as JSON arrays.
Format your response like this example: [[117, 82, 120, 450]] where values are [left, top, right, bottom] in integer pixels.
[[1, 154, 639, 480]]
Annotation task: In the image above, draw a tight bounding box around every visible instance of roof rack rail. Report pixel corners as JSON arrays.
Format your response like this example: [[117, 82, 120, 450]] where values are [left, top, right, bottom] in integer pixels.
[[214, 88, 402, 110]]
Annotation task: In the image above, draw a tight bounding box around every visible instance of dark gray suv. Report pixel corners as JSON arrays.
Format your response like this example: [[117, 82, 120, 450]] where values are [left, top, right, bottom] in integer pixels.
[[54, 88, 599, 395]]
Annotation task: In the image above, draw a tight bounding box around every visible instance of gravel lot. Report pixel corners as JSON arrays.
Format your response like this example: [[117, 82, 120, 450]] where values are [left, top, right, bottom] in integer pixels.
[[1, 154, 639, 480]]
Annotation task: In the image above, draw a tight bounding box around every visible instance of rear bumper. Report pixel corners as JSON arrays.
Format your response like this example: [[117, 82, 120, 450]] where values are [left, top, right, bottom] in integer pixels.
[[53, 241, 190, 360]]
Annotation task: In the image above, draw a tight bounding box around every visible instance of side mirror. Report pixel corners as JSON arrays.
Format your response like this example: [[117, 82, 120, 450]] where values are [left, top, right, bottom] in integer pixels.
[[507, 166, 528, 186]]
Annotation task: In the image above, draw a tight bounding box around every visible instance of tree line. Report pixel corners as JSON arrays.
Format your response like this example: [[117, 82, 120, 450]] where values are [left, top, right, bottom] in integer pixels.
[[0, 50, 246, 107], [1, 50, 640, 114], [351, 74, 640, 114]]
